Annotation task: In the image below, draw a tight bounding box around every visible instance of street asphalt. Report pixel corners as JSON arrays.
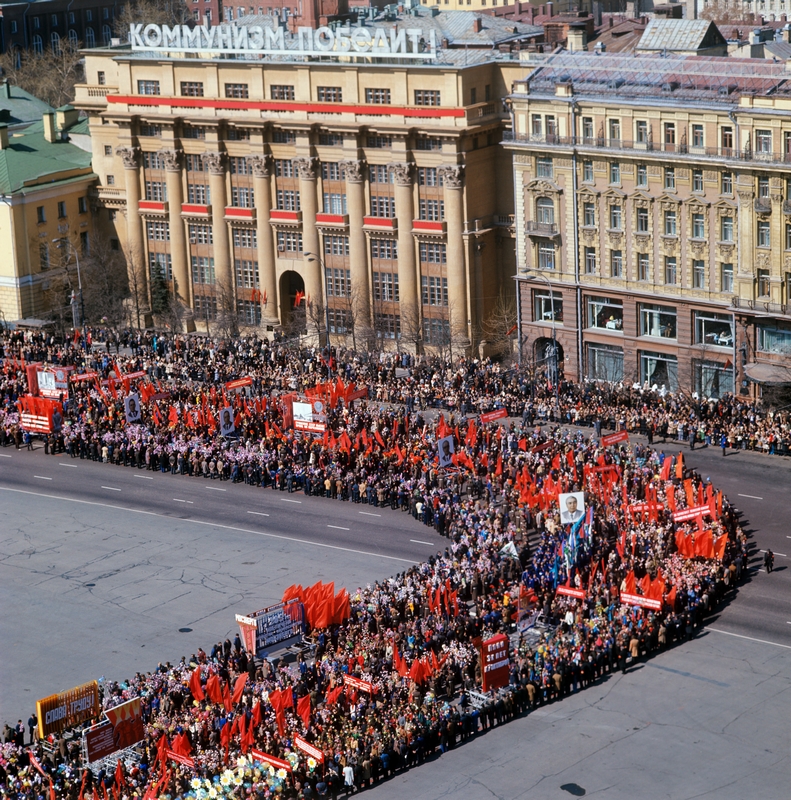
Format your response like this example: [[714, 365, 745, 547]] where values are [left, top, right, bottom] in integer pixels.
[[1, 436, 791, 799]]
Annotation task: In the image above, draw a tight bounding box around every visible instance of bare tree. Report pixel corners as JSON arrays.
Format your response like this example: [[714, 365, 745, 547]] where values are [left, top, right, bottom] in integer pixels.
[[699, 0, 744, 22], [481, 292, 518, 363], [126, 246, 149, 330], [114, 0, 193, 40], [214, 277, 240, 339], [79, 234, 130, 330], [398, 301, 423, 355], [1, 38, 84, 109]]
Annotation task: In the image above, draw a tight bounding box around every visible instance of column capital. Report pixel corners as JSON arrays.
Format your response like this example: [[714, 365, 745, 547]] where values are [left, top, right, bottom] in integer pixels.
[[438, 164, 465, 190], [116, 146, 139, 170], [248, 154, 272, 179], [388, 161, 413, 186], [292, 156, 318, 181], [340, 159, 366, 184], [158, 148, 183, 172], [202, 151, 226, 175]]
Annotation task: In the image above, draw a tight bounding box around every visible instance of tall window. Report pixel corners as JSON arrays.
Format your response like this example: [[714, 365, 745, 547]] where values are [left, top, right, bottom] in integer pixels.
[[610, 250, 623, 279], [608, 119, 621, 144], [637, 164, 647, 188], [757, 220, 771, 248], [191, 256, 215, 284], [664, 168, 675, 190], [758, 269, 770, 297], [584, 247, 596, 275], [235, 259, 259, 288], [636, 207, 649, 233], [373, 272, 399, 302], [610, 162, 620, 184], [325, 267, 351, 297], [722, 172, 733, 194], [692, 124, 704, 148], [538, 242, 555, 270], [635, 120, 648, 144], [692, 213, 705, 239], [609, 205, 622, 230], [721, 263, 734, 293], [693, 170, 703, 193], [664, 210, 677, 236], [582, 161, 593, 183], [721, 216, 734, 242], [638, 253, 650, 282], [755, 129, 772, 153], [583, 202, 595, 227], [536, 157, 553, 179], [421, 276, 448, 306], [536, 197, 554, 225], [664, 256, 677, 285], [693, 260, 706, 289]]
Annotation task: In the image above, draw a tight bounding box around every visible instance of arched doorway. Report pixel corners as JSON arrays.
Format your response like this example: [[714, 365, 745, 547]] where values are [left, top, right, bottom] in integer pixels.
[[534, 337, 564, 384], [279, 270, 306, 335]]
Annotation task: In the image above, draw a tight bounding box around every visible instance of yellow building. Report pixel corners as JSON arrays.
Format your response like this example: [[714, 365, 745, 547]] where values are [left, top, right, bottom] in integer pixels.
[[506, 51, 791, 396], [0, 107, 96, 325], [74, 10, 540, 348]]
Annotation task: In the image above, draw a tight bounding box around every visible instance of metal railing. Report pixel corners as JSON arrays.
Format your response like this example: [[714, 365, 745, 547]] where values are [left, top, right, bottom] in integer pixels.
[[525, 220, 558, 235]]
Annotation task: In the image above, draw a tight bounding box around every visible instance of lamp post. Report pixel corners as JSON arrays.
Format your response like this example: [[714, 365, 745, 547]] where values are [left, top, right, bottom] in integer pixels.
[[303, 251, 332, 378], [523, 268, 560, 406], [53, 237, 85, 330]]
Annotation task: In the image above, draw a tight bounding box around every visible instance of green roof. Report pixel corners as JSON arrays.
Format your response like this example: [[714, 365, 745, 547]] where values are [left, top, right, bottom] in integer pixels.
[[0, 118, 93, 194], [0, 83, 54, 128]]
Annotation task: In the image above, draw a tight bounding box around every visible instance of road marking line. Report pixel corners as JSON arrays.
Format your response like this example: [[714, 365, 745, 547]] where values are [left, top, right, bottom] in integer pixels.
[[410, 539, 435, 545], [0, 486, 415, 563], [34, 476, 52, 480], [101, 486, 121, 491], [0, 453, 11, 458], [738, 493, 764, 500], [281, 498, 302, 503], [206, 486, 226, 491], [327, 524, 350, 531], [761, 549, 787, 557], [58, 463, 77, 468], [706, 627, 791, 651], [359, 511, 381, 517], [173, 499, 194, 504], [247, 511, 269, 517], [134, 474, 154, 480]]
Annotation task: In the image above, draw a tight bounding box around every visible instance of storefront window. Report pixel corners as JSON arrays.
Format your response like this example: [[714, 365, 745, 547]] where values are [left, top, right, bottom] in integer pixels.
[[639, 304, 677, 339], [640, 351, 678, 391], [694, 311, 733, 347], [587, 343, 624, 382], [586, 296, 623, 330], [533, 291, 563, 323]]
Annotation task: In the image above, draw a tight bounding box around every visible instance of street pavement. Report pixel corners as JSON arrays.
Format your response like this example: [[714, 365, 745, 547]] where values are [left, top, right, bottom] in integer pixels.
[[2, 438, 791, 799]]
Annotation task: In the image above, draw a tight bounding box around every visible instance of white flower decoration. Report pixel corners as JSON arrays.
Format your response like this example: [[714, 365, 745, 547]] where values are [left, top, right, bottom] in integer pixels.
[[276, 768, 287, 780]]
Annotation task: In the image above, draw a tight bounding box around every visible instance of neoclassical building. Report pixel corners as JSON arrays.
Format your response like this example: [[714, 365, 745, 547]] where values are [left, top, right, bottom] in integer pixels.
[[74, 10, 539, 346]]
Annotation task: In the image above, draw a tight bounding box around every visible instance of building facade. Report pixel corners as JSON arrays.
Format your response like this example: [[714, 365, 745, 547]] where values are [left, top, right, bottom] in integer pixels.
[[506, 51, 791, 397], [74, 11, 535, 346]]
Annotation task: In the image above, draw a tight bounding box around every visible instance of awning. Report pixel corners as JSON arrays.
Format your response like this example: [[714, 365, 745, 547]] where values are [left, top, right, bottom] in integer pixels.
[[743, 361, 791, 385]]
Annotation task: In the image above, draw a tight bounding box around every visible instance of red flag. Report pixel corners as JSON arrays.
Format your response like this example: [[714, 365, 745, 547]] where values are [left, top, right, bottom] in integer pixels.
[[190, 667, 204, 702], [294, 290, 305, 308], [222, 681, 232, 712], [168, 406, 179, 426], [114, 759, 125, 790], [297, 694, 311, 729], [205, 674, 223, 704], [49, 778, 56, 800]]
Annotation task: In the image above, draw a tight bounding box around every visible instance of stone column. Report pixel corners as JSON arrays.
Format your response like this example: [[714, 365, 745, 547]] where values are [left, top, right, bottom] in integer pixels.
[[159, 148, 192, 321], [204, 151, 233, 303], [116, 146, 147, 305], [439, 165, 469, 346], [293, 157, 322, 316], [340, 159, 370, 327], [389, 161, 418, 346], [249, 154, 279, 326]]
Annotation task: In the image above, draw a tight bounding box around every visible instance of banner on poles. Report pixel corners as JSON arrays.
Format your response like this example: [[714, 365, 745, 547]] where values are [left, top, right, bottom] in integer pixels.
[[556, 586, 586, 599], [620, 592, 662, 611], [480, 408, 508, 424], [672, 505, 712, 523], [37, 681, 99, 738], [251, 750, 292, 772], [294, 736, 324, 763], [481, 633, 510, 692], [601, 430, 629, 446], [225, 377, 253, 391], [343, 675, 376, 694]]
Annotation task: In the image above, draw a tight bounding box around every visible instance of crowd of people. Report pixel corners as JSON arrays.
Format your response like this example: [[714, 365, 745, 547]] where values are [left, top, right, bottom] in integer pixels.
[[0, 328, 754, 800]]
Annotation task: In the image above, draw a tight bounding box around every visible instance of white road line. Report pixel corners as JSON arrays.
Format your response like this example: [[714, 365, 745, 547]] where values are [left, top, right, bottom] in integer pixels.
[[0, 453, 11, 458], [738, 493, 764, 500], [410, 539, 435, 545], [0, 486, 415, 563], [281, 498, 302, 504], [359, 511, 381, 517], [206, 486, 226, 491], [134, 474, 154, 480], [761, 549, 787, 557], [173, 499, 194, 504], [706, 627, 791, 651], [247, 511, 270, 517], [328, 524, 350, 531], [101, 486, 121, 492], [58, 463, 77, 468], [34, 476, 52, 481]]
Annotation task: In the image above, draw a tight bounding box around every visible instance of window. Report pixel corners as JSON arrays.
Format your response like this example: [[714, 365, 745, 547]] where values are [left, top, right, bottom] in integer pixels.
[[106, 174, 115, 185], [693, 360, 733, 399], [418, 199, 444, 221], [637, 164, 647, 188], [365, 88, 391, 104], [185, 154, 205, 172], [373, 272, 399, 302], [97, 71, 106, 85], [237, 300, 262, 326], [39, 243, 49, 270], [189, 224, 213, 244], [322, 193, 346, 215], [758, 176, 769, 198], [366, 136, 392, 149], [147, 221, 171, 242], [721, 263, 734, 293], [235, 259, 259, 289], [325, 267, 351, 296], [692, 124, 704, 148], [86, 10, 92, 21], [581, 117, 594, 142], [722, 172, 733, 195], [78, 197, 87, 214], [273, 130, 296, 144], [57, 201, 67, 218], [274, 159, 294, 178], [417, 167, 441, 186], [419, 243, 447, 263], [231, 187, 253, 208], [635, 120, 648, 144], [194, 295, 217, 321], [536, 156, 553, 179], [531, 115, 542, 136], [583, 202, 595, 227], [608, 119, 621, 144], [640, 351, 678, 391], [277, 231, 303, 253], [786, 223, 791, 250], [587, 343, 624, 382], [81, 232, 89, 258], [32, 35, 43, 54], [638, 253, 650, 282], [319, 132, 342, 146], [533, 291, 562, 322], [317, 86, 342, 102], [664, 210, 677, 236], [414, 89, 441, 106], [664, 168, 675, 190], [693, 170, 703, 193], [233, 229, 257, 249], [664, 256, 677, 285], [229, 157, 249, 175], [414, 136, 441, 151], [609, 205, 623, 230], [692, 213, 705, 239], [610, 250, 623, 278], [187, 184, 210, 204], [138, 80, 160, 95], [370, 196, 395, 217], [636, 207, 648, 233], [191, 256, 215, 284], [693, 260, 706, 289], [663, 123, 676, 148], [758, 269, 770, 297], [225, 83, 249, 99], [537, 242, 555, 271], [276, 190, 300, 211], [582, 160, 593, 183], [758, 220, 771, 248], [609, 162, 620, 184], [694, 310, 732, 346], [323, 237, 350, 258], [182, 125, 206, 139], [545, 116, 557, 140], [421, 276, 448, 306], [10, 21, 16, 34], [759, 326, 791, 353], [587, 296, 623, 330], [371, 239, 397, 260], [51, 32, 61, 54], [180, 81, 204, 97], [271, 85, 295, 100], [321, 162, 341, 181], [104, 145, 112, 156], [721, 216, 734, 242], [755, 129, 772, 153], [421, 317, 447, 345], [584, 247, 596, 275], [327, 308, 349, 334], [36, 206, 46, 224], [721, 126, 734, 153], [140, 125, 162, 137], [639, 303, 677, 338], [536, 197, 554, 225]]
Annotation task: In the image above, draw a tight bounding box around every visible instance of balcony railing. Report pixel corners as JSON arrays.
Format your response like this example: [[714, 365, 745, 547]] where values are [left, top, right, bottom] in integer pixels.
[[525, 220, 559, 236], [503, 130, 791, 166]]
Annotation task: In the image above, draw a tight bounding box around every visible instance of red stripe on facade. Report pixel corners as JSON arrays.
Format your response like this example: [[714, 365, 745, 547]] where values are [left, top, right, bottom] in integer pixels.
[[138, 200, 166, 211]]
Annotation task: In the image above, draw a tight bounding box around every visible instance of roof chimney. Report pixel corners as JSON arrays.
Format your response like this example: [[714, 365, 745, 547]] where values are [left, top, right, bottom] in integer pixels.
[[0, 81, 10, 99], [567, 28, 587, 51], [472, 17, 483, 32], [56, 104, 79, 132], [0, 124, 8, 150], [43, 112, 57, 143]]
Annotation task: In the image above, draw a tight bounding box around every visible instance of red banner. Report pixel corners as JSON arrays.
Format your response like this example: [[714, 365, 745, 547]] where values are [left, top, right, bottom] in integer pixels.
[[531, 441, 553, 453], [119, 370, 147, 381], [103, 697, 145, 751], [294, 736, 324, 763], [480, 408, 508, 424], [556, 586, 586, 599], [225, 377, 253, 390], [346, 387, 369, 401], [72, 371, 99, 382], [167, 750, 196, 769], [672, 505, 712, 523], [251, 749, 293, 772], [294, 420, 326, 433], [481, 633, 510, 692], [601, 430, 629, 446], [620, 592, 662, 611], [343, 675, 376, 694]]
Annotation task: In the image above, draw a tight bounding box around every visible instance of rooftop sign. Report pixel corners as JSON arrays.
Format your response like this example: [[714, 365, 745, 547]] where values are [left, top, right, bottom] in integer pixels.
[[129, 23, 438, 60]]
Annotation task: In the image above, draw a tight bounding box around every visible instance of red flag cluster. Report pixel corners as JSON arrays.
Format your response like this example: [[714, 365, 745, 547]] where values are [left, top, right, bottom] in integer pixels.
[[282, 582, 351, 629], [675, 530, 727, 560]]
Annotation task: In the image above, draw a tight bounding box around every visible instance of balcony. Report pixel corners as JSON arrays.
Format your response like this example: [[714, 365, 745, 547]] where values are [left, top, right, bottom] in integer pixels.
[[754, 199, 772, 214], [412, 219, 446, 234], [494, 214, 515, 227], [465, 101, 501, 124], [526, 220, 559, 237], [315, 213, 348, 226], [225, 206, 256, 221], [138, 200, 168, 213], [363, 216, 397, 231], [269, 209, 302, 223], [181, 203, 210, 217]]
